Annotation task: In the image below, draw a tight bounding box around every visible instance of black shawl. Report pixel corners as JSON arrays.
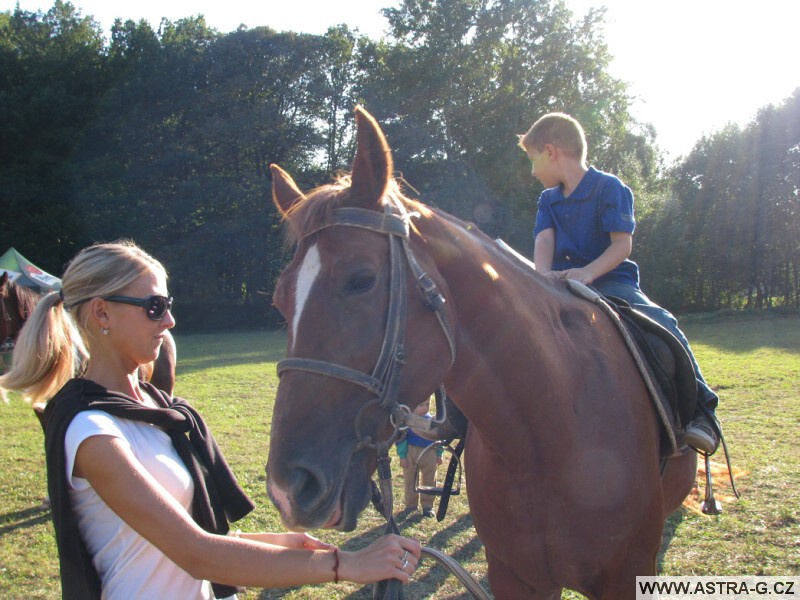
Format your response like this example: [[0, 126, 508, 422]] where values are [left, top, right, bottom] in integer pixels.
[[43, 378, 255, 599]]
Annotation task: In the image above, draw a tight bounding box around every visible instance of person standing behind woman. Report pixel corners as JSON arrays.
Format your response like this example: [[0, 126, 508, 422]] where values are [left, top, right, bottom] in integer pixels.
[[0, 240, 420, 599], [396, 400, 444, 518], [518, 113, 721, 455]]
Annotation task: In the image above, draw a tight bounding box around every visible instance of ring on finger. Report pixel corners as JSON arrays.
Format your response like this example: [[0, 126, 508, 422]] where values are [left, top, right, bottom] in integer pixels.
[[402, 559, 409, 570], [401, 549, 408, 561]]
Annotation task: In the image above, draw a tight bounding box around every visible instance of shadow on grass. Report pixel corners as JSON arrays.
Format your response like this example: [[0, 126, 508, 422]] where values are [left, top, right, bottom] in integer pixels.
[[681, 312, 800, 354], [0, 503, 51, 535], [175, 351, 286, 375], [172, 330, 288, 376], [412, 516, 488, 599], [658, 506, 688, 572]]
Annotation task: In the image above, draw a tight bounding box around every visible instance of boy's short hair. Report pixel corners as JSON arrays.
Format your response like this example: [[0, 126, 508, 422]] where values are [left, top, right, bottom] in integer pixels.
[[518, 112, 587, 164]]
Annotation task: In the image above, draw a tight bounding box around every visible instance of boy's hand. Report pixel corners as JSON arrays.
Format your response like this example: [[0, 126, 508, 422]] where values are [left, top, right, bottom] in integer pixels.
[[399, 458, 409, 468], [562, 268, 595, 285]]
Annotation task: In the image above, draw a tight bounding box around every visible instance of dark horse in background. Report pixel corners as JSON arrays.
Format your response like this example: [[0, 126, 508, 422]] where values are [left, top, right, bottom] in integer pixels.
[[265, 107, 697, 599], [1, 271, 177, 399], [1, 271, 39, 353]]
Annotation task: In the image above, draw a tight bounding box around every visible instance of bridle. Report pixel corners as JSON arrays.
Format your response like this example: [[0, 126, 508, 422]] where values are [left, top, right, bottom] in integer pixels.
[[276, 202, 456, 449], [274, 200, 490, 600]]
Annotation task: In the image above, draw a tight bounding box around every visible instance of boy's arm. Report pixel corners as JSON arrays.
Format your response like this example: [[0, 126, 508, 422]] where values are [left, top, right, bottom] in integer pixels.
[[533, 228, 556, 276], [562, 231, 632, 285]]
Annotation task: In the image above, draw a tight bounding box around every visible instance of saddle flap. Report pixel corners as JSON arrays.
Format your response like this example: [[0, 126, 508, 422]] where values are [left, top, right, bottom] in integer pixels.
[[605, 296, 698, 429]]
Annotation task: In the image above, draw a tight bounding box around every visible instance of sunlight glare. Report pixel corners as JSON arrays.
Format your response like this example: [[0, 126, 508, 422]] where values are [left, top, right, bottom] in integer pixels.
[[482, 262, 500, 281]]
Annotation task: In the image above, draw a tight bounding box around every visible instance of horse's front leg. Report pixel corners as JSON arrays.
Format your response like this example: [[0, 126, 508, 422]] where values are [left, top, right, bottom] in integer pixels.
[[586, 541, 659, 600]]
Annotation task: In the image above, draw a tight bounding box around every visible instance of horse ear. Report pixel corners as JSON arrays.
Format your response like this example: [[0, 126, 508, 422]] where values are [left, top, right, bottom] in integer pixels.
[[350, 106, 393, 209], [270, 164, 306, 217]]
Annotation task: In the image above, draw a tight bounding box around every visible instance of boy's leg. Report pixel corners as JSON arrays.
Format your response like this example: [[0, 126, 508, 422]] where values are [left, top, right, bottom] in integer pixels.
[[417, 449, 438, 514], [595, 281, 720, 453], [402, 446, 420, 510]]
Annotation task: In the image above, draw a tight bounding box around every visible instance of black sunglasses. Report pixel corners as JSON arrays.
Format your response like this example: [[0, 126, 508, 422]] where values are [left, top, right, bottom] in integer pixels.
[[103, 295, 173, 321]]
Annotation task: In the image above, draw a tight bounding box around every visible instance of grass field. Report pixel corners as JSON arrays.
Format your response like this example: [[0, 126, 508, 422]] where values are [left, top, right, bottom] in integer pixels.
[[0, 313, 798, 598]]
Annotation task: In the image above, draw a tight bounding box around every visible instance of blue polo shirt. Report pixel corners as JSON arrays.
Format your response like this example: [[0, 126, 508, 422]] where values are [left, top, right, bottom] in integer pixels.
[[533, 166, 640, 287]]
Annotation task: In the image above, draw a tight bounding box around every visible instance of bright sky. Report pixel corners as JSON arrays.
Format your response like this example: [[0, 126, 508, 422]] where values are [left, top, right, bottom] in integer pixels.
[[3, 0, 799, 160]]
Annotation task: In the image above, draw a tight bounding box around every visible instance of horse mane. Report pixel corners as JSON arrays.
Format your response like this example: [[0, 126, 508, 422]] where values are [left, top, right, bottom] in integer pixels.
[[280, 174, 431, 248], [2, 278, 40, 322]]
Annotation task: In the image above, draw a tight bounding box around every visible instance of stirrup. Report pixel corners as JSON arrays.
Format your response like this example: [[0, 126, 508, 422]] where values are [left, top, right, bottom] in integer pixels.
[[415, 441, 462, 497]]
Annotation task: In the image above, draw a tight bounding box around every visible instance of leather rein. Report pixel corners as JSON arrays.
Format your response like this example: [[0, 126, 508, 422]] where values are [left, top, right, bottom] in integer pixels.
[[276, 203, 491, 599]]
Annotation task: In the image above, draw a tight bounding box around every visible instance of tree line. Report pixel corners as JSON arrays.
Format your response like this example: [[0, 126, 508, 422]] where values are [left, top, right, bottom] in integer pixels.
[[1, 0, 797, 330]]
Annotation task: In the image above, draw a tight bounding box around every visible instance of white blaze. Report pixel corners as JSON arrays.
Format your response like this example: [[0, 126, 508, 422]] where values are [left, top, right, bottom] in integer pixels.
[[291, 243, 321, 350]]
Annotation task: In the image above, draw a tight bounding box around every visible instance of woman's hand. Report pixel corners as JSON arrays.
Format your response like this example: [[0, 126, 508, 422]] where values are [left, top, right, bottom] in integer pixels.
[[339, 534, 421, 584]]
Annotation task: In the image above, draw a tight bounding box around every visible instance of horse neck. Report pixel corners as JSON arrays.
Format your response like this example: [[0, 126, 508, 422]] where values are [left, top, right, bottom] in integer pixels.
[[423, 213, 581, 451], [418, 212, 569, 383]]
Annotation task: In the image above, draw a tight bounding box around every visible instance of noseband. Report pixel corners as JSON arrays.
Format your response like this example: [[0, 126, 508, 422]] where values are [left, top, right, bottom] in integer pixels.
[[276, 203, 456, 449]]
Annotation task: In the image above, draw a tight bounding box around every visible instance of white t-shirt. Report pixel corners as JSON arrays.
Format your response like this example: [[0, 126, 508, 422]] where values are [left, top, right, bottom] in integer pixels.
[[65, 410, 214, 600]]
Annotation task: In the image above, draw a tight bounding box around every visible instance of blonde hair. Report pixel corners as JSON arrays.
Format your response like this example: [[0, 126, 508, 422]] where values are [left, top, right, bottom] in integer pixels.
[[0, 240, 166, 404], [518, 112, 588, 165]]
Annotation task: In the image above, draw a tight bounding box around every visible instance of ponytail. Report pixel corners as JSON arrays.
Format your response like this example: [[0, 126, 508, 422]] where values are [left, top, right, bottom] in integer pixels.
[[1, 240, 164, 404], [0, 291, 87, 404]]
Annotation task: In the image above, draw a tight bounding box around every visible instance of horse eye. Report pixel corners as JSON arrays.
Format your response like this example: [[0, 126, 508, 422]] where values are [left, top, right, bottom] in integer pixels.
[[345, 271, 376, 295]]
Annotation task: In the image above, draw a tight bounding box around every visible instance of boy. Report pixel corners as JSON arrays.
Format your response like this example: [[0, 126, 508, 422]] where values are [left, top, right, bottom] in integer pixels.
[[396, 401, 444, 517], [518, 112, 720, 454]]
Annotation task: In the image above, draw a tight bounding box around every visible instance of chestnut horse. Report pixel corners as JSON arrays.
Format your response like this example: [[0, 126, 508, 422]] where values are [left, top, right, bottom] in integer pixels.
[[266, 107, 697, 599]]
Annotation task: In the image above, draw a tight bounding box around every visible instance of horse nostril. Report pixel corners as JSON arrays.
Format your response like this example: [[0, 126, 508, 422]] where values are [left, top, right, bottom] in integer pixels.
[[289, 464, 327, 513]]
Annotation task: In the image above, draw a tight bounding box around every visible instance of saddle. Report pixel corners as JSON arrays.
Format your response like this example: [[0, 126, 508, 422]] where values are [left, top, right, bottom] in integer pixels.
[[566, 280, 697, 456]]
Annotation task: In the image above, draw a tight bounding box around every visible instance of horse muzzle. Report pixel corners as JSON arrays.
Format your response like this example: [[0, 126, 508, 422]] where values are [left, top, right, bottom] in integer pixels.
[[265, 453, 372, 532]]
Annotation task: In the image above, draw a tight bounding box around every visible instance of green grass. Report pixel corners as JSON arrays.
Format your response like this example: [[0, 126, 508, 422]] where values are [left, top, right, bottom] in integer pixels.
[[1, 314, 798, 598]]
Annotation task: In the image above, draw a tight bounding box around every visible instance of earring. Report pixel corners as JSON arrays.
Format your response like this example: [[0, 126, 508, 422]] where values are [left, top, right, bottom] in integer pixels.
[[102, 327, 109, 336]]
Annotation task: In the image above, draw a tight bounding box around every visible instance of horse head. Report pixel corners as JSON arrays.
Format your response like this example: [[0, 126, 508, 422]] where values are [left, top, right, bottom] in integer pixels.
[[266, 107, 455, 532], [0, 273, 39, 347]]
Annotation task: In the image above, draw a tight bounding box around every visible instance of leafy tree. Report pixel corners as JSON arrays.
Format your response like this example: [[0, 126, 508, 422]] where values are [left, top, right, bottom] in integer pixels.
[[0, 1, 107, 269], [361, 0, 654, 252], [318, 25, 365, 174], [67, 23, 338, 327], [17, 0, 791, 327], [657, 89, 800, 311]]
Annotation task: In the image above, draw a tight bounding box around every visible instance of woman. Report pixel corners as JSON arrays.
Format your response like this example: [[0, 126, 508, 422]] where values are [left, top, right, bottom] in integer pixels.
[[0, 240, 420, 599]]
